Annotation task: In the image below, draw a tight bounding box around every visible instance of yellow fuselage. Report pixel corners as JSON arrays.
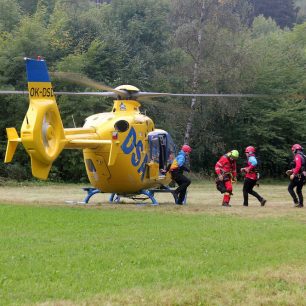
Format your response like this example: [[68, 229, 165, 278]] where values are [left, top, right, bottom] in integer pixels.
[[79, 100, 170, 193]]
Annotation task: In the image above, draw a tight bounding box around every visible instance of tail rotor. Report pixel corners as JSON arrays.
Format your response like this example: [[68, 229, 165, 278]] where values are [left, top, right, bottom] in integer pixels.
[[5, 58, 67, 179]]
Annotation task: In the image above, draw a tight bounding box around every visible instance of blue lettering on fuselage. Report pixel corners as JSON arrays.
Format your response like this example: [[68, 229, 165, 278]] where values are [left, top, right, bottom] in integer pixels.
[[138, 154, 148, 180], [121, 127, 147, 180], [132, 140, 143, 166], [121, 127, 136, 154]]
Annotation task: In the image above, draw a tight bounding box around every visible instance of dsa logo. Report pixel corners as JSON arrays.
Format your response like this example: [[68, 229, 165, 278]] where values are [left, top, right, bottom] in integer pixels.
[[121, 127, 148, 180]]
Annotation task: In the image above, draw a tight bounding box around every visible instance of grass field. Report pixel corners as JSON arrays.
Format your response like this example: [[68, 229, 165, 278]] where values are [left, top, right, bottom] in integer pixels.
[[1, 181, 306, 305]]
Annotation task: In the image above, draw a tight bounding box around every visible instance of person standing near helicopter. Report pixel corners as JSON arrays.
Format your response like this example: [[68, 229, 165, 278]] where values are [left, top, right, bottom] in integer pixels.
[[215, 150, 239, 207], [240, 146, 266, 207], [286, 144, 306, 208], [169, 144, 192, 205]]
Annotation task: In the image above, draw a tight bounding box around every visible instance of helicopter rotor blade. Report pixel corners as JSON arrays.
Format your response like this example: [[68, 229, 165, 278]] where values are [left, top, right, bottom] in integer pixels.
[[0, 90, 28, 95], [0, 90, 118, 97], [51, 72, 127, 97], [135, 92, 268, 98], [167, 93, 267, 98], [1, 90, 303, 100], [53, 91, 117, 97]]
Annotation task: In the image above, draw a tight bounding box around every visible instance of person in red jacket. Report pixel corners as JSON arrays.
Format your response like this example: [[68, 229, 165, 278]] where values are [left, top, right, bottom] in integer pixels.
[[286, 144, 306, 208], [240, 146, 266, 207], [215, 150, 239, 207]]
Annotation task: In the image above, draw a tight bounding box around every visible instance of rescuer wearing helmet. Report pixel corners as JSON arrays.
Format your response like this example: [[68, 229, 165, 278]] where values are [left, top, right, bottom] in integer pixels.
[[215, 150, 239, 207], [169, 144, 192, 205], [240, 146, 266, 207], [286, 144, 306, 208]]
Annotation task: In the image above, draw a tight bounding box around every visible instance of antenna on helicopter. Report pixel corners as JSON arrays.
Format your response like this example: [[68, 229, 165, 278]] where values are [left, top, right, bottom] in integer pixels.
[[71, 115, 76, 128]]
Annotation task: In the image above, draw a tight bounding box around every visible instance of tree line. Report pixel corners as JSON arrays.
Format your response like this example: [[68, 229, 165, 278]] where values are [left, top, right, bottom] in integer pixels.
[[0, 0, 305, 182]]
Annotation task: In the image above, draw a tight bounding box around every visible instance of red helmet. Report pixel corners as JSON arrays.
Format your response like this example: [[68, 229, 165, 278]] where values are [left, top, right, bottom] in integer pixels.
[[182, 144, 192, 153], [245, 146, 256, 154], [291, 144, 303, 152]]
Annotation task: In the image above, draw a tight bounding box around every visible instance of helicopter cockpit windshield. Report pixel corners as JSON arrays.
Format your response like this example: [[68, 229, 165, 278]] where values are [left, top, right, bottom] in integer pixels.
[[148, 130, 176, 173]]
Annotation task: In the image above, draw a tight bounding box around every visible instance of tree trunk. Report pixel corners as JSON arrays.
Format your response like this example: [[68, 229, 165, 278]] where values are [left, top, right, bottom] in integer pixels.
[[184, 1, 205, 145], [184, 63, 199, 144]]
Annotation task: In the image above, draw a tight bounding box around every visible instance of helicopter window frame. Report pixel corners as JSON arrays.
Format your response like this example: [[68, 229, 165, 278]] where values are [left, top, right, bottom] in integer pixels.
[[148, 134, 160, 163], [148, 131, 177, 169], [166, 134, 177, 158]]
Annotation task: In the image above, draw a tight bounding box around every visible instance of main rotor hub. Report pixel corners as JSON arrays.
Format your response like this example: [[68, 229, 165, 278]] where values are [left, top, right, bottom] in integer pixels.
[[114, 85, 140, 100], [115, 85, 140, 92]]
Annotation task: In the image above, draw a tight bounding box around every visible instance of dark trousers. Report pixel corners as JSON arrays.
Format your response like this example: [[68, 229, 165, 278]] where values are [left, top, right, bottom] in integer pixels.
[[288, 177, 305, 206], [171, 172, 191, 204], [243, 178, 263, 205]]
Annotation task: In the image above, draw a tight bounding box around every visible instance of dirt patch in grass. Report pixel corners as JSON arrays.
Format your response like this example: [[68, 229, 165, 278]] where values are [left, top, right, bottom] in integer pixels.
[[1, 182, 306, 219]]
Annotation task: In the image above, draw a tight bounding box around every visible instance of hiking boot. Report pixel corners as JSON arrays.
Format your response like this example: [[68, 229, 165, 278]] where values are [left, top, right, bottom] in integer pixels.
[[297, 204, 304, 208], [260, 199, 267, 206], [243, 204, 248, 207], [222, 202, 231, 207], [172, 191, 179, 204]]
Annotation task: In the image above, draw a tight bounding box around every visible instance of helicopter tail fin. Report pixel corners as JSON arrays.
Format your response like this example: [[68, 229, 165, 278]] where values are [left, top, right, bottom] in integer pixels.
[[19, 58, 66, 179], [4, 127, 21, 163]]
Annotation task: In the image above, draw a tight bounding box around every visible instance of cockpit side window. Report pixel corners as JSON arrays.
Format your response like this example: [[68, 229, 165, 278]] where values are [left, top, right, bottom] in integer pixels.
[[148, 132, 177, 173], [149, 134, 160, 163]]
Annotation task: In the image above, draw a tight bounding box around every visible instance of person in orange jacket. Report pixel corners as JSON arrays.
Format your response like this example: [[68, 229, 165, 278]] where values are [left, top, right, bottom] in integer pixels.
[[240, 146, 266, 207], [215, 150, 239, 207]]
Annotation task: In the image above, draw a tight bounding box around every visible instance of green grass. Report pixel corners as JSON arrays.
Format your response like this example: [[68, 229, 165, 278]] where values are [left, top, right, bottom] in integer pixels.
[[1, 203, 306, 305]]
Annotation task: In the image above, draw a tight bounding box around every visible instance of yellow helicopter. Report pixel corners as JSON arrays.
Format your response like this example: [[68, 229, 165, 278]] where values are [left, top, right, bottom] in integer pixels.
[[1, 58, 260, 204]]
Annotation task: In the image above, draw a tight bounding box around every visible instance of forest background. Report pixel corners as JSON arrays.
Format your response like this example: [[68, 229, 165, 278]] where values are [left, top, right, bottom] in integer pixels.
[[0, 0, 305, 182]]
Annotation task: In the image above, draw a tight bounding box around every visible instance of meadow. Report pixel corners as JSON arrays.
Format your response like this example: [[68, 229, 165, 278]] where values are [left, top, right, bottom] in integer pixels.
[[1, 181, 306, 305]]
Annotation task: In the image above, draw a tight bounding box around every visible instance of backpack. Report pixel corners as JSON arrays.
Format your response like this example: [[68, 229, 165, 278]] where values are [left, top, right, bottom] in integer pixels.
[[298, 152, 306, 173], [291, 153, 306, 174], [253, 155, 262, 180]]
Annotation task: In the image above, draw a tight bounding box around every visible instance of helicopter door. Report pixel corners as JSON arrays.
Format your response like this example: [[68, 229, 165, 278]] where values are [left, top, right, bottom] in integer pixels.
[[147, 133, 160, 179], [148, 132, 168, 179], [158, 134, 167, 172]]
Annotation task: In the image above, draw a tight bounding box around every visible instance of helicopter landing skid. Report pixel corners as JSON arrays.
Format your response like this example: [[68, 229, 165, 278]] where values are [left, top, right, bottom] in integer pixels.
[[82, 187, 101, 203], [109, 186, 186, 206], [109, 190, 158, 205], [82, 186, 186, 205]]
